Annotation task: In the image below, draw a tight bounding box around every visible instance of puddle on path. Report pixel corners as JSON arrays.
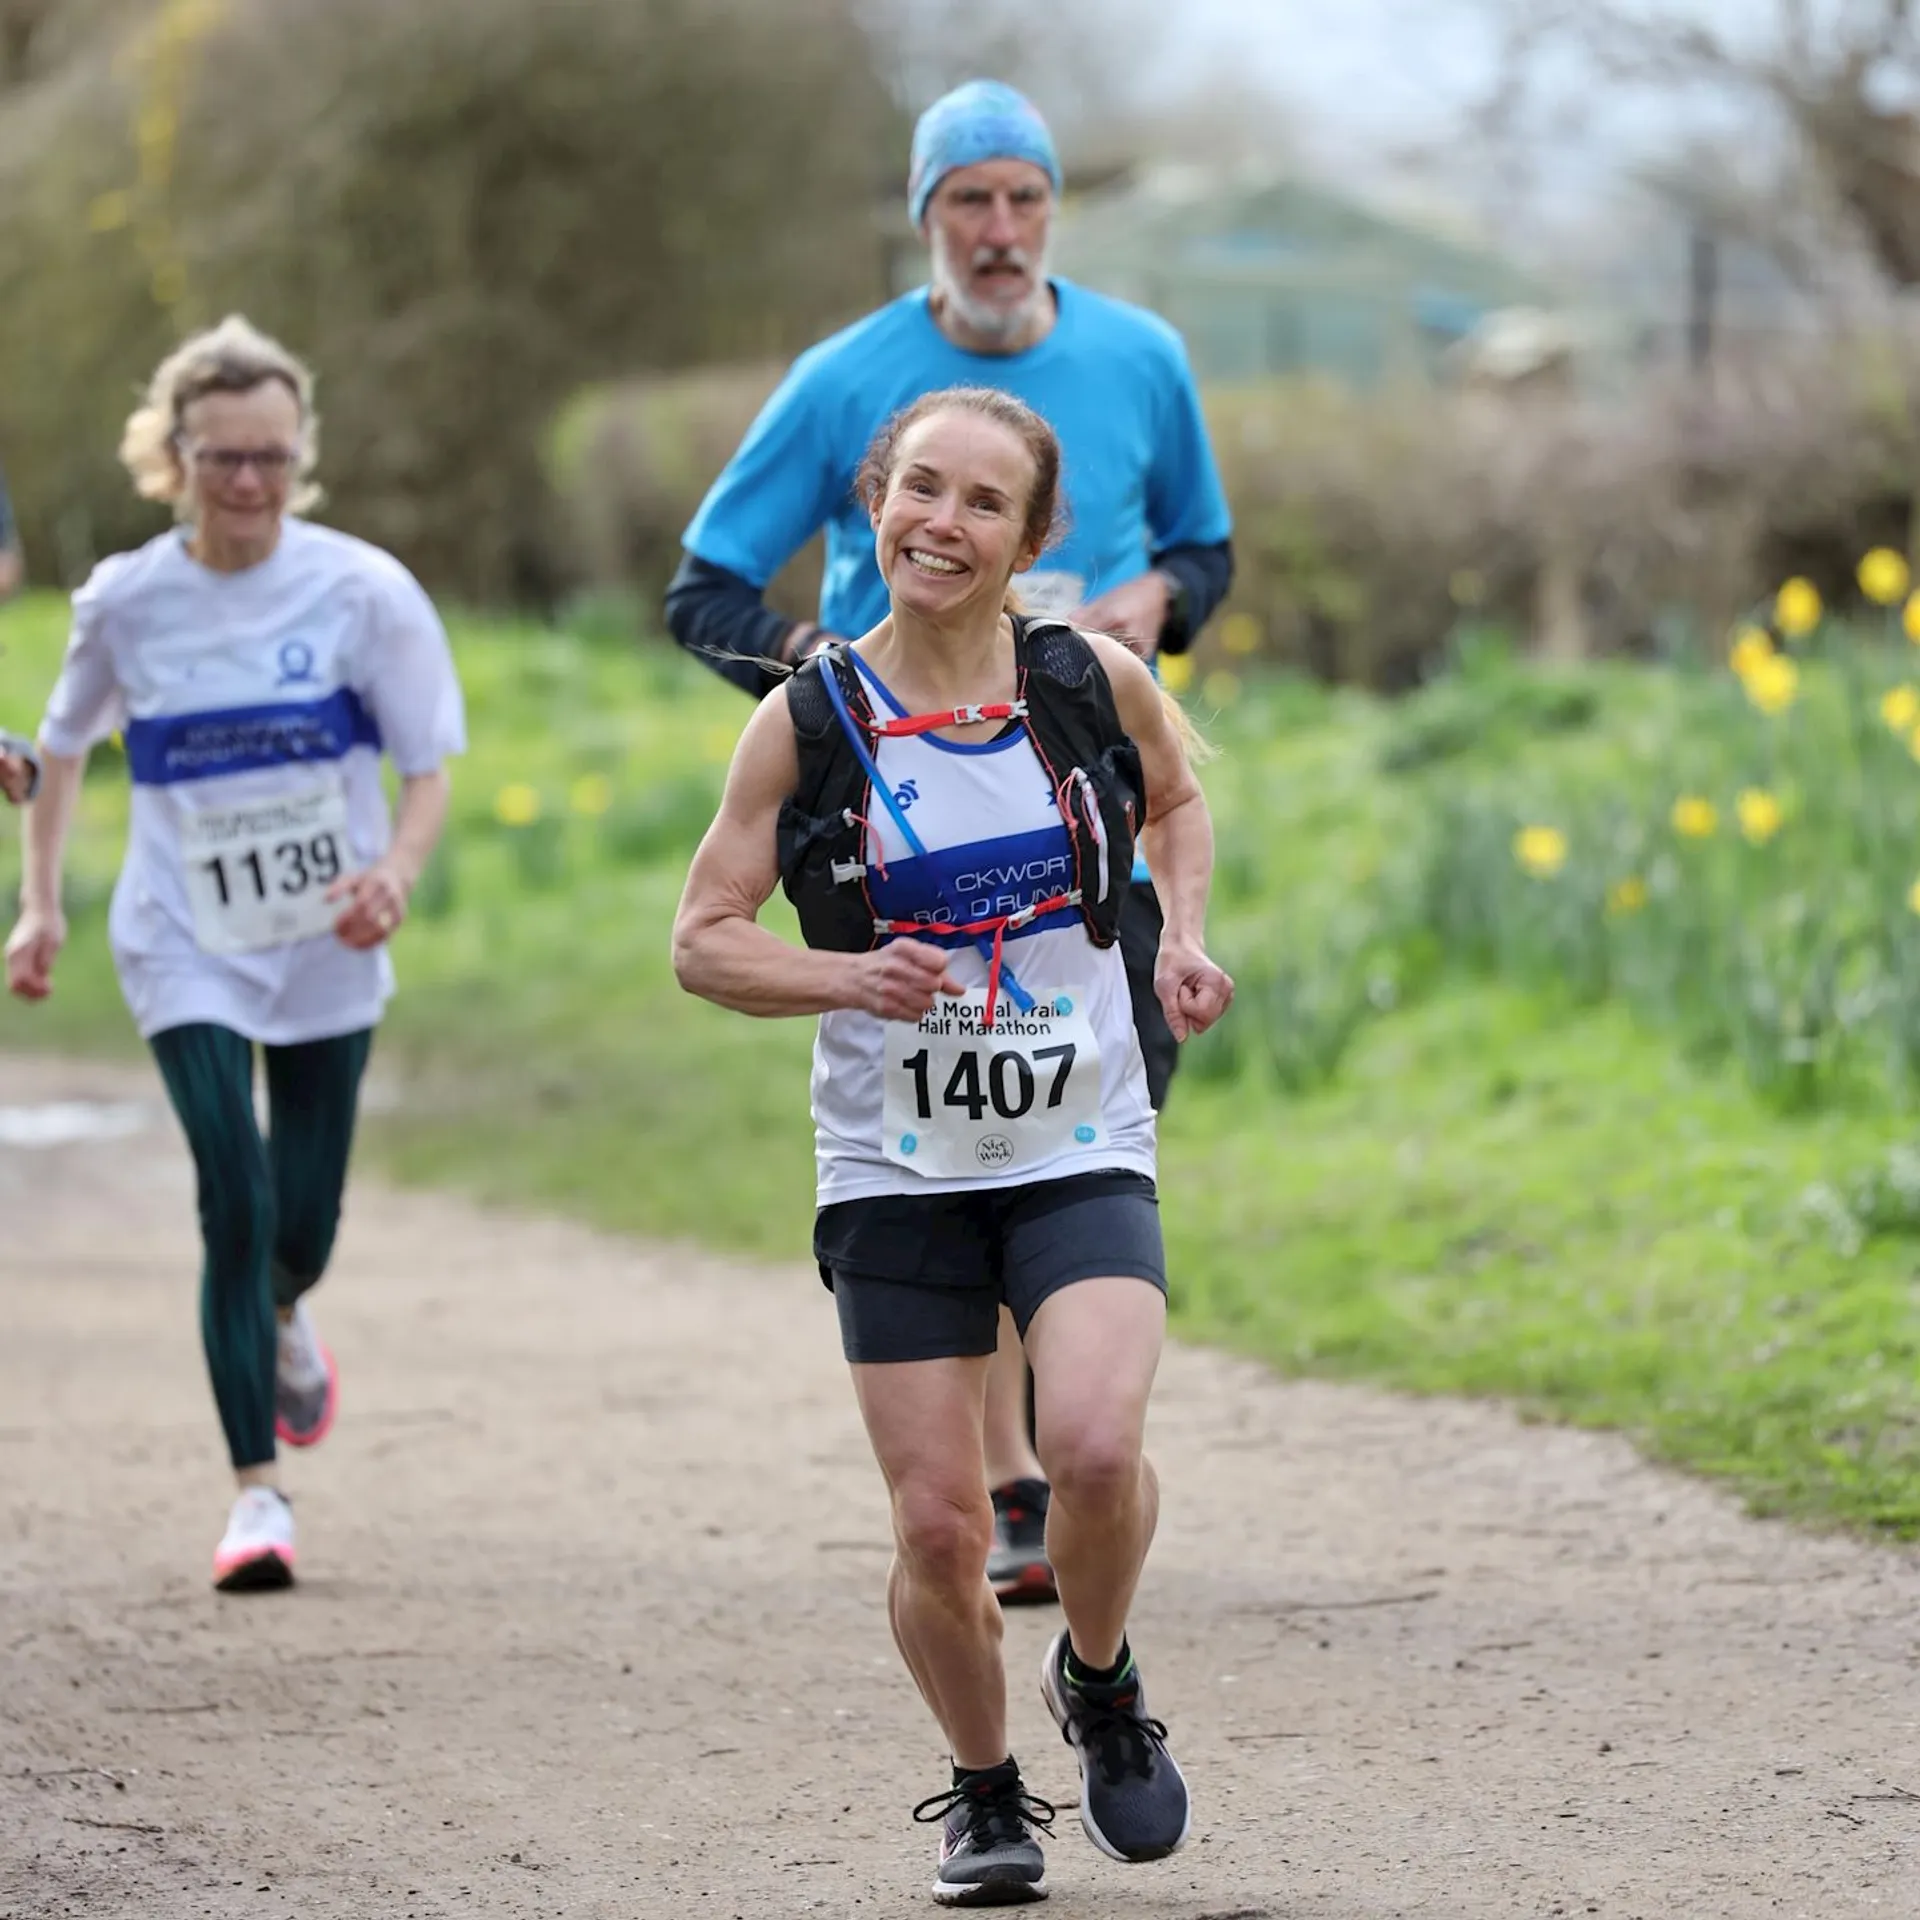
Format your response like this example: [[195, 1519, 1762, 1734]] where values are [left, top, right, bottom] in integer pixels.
[[0, 1101, 153, 1149]]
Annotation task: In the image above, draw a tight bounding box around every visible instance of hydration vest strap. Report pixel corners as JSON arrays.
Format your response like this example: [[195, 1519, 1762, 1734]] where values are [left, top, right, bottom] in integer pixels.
[[870, 700, 1028, 738], [819, 655, 1035, 1013], [870, 892, 1079, 1028]]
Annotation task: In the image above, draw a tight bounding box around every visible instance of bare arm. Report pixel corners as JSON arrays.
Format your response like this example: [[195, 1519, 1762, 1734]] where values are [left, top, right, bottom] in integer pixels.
[[329, 768, 452, 950], [1086, 633, 1233, 1040], [672, 692, 962, 1019], [5, 747, 85, 999]]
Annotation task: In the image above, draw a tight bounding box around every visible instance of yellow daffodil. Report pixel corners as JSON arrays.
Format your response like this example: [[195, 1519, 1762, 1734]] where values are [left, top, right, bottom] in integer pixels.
[[1728, 626, 1774, 680], [569, 773, 614, 817], [1885, 686, 1920, 733], [1736, 788, 1783, 845], [1606, 876, 1648, 917], [1860, 548, 1911, 607], [1774, 577, 1823, 639], [493, 783, 541, 827], [1220, 612, 1261, 657], [1202, 670, 1242, 708], [1672, 795, 1718, 839], [1905, 592, 1920, 645], [1742, 653, 1800, 716], [1513, 825, 1569, 879], [87, 190, 131, 234], [1158, 653, 1194, 693]]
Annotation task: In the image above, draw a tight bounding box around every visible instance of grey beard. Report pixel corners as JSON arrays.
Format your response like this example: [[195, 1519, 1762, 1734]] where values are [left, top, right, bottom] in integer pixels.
[[931, 241, 1050, 343]]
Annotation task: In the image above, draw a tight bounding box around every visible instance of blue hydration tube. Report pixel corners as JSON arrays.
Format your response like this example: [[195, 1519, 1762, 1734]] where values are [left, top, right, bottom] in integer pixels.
[[818, 656, 1037, 1015]]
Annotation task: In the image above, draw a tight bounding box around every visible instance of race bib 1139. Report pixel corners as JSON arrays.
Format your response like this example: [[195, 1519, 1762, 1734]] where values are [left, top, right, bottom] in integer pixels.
[[178, 779, 356, 956]]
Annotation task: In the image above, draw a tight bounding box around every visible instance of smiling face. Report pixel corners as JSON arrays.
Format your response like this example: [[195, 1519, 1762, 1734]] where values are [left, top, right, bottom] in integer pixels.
[[175, 380, 303, 553], [870, 408, 1043, 624], [922, 158, 1054, 346]]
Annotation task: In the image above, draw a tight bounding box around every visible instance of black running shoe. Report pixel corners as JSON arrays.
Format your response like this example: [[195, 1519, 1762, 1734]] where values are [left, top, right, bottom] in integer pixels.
[[987, 1479, 1056, 1606], [1040, 1631, 1190, 1863], [913, 1761, 1054, 1906]]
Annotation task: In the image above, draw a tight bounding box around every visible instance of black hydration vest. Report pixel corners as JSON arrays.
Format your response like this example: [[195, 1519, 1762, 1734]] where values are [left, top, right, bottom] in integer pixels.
[[775, 617, 1145, 956]]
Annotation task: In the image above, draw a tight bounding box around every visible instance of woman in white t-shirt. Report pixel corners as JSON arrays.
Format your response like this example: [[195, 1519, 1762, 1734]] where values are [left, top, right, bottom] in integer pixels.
[[672, 388, 1231, 1906], [4, 316, 466, 1592]]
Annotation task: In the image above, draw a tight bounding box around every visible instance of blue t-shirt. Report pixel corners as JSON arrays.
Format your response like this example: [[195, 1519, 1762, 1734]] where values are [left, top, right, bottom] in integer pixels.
[[683, 279, 1232, 640]]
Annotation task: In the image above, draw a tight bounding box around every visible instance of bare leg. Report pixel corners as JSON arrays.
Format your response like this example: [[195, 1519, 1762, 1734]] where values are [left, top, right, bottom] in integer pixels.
[[981, 1306, 1045, 1489], [851, 1354, 1009, 1769], [1025, 1276, 1166, 1668]]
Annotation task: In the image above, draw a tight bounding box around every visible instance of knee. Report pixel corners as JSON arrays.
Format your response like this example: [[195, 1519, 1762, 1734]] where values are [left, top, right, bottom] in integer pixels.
[[195, 1172, 276, 1279], [1043, 1426, 1142, 1517], [273, 1207, 339, 1287], [892, 1483, 994, 1593]]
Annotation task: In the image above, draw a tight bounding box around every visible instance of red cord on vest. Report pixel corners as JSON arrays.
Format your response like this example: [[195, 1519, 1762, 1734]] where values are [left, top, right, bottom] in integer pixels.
[[873, 892, 1078, 1027], [843, 810, 889, 881]]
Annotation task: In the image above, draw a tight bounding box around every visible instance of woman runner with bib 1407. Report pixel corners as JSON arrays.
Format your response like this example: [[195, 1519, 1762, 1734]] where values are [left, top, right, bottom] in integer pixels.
[[4, 316, 465, 1593], [673, 386, 1231, 1907]]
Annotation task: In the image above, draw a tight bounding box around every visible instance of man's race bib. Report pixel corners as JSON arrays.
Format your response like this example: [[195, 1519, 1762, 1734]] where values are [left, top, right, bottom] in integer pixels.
[[178, 778, 356, 955], [882, 986, 1102, 1180]]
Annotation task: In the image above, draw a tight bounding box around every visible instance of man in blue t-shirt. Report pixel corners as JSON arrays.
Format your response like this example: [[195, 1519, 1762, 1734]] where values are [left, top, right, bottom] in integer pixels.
[[666, 79, 1234, 1608]]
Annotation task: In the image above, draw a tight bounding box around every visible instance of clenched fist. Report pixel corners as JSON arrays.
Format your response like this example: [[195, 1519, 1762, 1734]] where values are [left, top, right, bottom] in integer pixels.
[[857, 939, 966, 1020]]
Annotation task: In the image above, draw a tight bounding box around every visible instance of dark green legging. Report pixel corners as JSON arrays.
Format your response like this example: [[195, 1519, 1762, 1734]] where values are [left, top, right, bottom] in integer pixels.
[[148, 1023, 374, 1471]]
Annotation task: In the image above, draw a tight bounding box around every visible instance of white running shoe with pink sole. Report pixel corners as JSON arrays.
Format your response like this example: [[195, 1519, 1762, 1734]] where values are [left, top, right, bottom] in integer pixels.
[[212, 1487, 295, 1592]]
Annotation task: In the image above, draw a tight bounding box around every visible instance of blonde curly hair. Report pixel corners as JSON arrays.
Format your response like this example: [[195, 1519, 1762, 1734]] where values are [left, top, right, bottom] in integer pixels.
[[119, 315, 322, 516]]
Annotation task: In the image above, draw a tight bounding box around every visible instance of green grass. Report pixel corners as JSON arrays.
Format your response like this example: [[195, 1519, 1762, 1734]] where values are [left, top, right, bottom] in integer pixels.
[[5, 590, 1920, 1535]]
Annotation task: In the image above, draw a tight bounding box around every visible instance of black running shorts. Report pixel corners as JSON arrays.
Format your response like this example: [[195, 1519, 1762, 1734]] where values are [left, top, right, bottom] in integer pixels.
[[814, 1169, 1166, 1365]]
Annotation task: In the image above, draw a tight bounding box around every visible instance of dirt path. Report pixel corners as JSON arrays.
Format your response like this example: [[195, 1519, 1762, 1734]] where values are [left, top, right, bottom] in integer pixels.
[[3, 1052, 1918, 1920]]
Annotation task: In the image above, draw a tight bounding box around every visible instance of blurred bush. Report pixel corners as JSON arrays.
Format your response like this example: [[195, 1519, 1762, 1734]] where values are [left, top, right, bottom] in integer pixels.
[[0, 0, 899, 601], [1206, 347, 1919, 689]]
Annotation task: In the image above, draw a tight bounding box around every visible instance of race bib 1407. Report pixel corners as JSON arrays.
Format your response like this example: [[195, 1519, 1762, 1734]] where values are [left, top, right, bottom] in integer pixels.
[[178, 780, 356, 956], [882, 986, 1102, 1180]]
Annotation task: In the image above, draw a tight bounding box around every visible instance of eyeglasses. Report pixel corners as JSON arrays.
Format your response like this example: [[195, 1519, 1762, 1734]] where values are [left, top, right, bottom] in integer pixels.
[[181, 445, 300, 477]]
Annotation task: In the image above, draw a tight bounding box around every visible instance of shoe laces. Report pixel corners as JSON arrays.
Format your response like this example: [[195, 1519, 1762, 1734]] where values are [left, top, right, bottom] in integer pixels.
[[912, 1776, 1056, 1850], [1067, 1679, 1171, 1786]]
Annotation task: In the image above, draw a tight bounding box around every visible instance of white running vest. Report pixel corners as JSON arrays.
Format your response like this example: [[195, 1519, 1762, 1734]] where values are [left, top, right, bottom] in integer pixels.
[[810, 657, 1155, 1206]]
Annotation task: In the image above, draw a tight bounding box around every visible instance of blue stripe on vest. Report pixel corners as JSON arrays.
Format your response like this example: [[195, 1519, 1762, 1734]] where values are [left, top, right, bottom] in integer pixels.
[[124, 689, 382, 786], [869, 823, 1074, 947]]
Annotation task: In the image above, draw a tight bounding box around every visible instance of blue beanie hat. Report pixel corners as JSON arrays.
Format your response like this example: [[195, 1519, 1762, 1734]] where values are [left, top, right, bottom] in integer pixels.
[[908, 80, 1061, 228]]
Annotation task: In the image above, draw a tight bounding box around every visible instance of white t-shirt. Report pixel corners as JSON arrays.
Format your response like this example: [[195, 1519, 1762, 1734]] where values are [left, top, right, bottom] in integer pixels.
[[811, 656, 1154, 1206], [39, 520, 467, 1045]]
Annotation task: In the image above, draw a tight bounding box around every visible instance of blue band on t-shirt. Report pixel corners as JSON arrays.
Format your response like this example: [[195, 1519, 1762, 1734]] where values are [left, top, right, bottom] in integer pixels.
[[124, 688, 382, 786]]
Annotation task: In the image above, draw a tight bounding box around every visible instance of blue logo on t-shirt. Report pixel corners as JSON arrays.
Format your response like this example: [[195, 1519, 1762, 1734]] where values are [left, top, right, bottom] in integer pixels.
[[894, 778, 921, 811], [275, 639, 318, 687]]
